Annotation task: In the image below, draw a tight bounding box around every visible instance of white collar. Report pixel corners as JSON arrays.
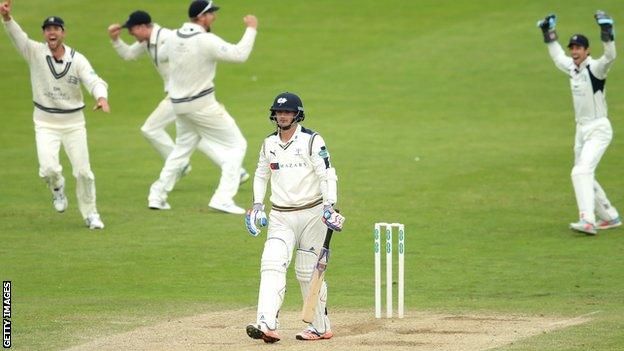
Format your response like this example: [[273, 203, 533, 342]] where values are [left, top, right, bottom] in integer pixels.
[[148, 23, 162, 45], [180, 22, 206, 34]]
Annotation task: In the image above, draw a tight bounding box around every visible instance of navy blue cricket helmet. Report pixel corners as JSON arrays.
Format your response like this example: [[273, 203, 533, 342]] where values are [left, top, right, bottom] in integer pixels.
[[269, 92, 305, 123]]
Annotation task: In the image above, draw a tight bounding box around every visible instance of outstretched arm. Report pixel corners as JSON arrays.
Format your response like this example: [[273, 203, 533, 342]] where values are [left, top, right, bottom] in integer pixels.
[[537, 14, 573, 73], [547, 41, 574, 73], [75, 54, 110, 113], [206, 15, 258, 63], [591, 11, 617, 79], [108, 23, 146, 61], [2, 2, 37, 61]]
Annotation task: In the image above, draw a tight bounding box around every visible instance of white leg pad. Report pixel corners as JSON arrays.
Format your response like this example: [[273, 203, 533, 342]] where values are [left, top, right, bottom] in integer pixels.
[[295, 249, 331, 333], [257, 238, 289, 330]]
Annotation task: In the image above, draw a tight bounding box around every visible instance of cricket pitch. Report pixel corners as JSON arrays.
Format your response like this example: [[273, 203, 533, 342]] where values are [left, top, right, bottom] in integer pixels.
[[64, 308, 591, 351]]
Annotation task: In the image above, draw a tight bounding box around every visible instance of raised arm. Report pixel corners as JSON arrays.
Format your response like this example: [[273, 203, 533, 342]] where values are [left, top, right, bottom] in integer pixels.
[[206, 15, 257, 63], [591, 11, 617, 79], [547, 41, 574, 73], [108, 23, 145, 60], [2, 2, 37, 62], [537, 13, 573, 73]]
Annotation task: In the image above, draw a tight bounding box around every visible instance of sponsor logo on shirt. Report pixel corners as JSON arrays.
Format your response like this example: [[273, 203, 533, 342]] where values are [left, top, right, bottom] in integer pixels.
[[269, 162, 309, 171]]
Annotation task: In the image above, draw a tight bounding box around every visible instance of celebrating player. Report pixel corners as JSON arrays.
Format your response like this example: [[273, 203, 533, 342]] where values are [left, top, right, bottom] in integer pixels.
[[1, 1, 109, 229], [245, 92, 345, 343], [147, 0, 256, 213], [538, 11, 621, 235], [107, 10, 249, 187]]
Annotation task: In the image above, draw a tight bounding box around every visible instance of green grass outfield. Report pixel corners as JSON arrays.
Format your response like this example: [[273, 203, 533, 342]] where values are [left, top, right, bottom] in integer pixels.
[[1, 0, 624, 349]]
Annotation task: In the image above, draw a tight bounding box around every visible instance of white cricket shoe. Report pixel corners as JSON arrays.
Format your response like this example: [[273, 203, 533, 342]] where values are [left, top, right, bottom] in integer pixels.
[[208, 200, 245, 214], [569, 220, 597, 235], [295, 326, 334, 341], [148, 199, 171, 210], [85, 213, 104, 230], [52, 186, 68, 213], [597, 217, 622, 230], [240, 169, 250, 184]]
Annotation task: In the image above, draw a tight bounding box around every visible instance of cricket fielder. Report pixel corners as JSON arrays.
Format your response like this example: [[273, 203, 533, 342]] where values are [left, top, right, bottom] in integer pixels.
[[147, 0, 255, 213], [1, 2, 109, 229], [538, 11, 621, 235], [245, 92, 345, 343], [107, 10, 249, 184]]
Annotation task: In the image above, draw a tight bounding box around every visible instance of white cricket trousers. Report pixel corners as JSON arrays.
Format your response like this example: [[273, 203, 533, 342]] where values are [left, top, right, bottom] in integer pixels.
[[33, 109, 97, 219], [571, 117, 619, 224], [140, 96, 230, 166], [255, 203, 331, 333], [148, 99, 246, 205]]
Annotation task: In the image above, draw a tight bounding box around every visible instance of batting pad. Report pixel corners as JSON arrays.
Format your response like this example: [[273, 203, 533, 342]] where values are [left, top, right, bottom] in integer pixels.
[[296, 249, 331, 333]]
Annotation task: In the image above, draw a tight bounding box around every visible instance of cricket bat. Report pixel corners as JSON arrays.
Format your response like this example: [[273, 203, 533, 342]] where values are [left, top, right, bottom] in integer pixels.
[[302, 226, 334, 323]]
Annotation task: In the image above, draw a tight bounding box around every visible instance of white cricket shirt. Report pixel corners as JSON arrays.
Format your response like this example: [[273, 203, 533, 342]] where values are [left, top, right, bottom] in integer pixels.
[[3, 19, 108, 115], [548, 41, 616, 124], [164, 22, 256, 113], [253, 125, 338, 209], [111, 23, 171, 91]]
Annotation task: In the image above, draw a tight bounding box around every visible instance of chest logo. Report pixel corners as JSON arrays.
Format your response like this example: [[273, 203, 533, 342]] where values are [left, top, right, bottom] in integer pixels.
[[270, 163, 280, 170]]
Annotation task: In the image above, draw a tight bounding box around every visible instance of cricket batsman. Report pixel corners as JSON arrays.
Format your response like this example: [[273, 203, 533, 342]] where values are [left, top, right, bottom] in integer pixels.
[[538, 11, 621, 235], [1, 1, 109, 229], [245, 92, 345, 343], [107, 10, 249, 187]]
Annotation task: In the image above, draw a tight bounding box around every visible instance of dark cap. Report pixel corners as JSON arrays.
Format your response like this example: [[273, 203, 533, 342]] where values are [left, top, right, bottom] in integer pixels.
[[122, 10, 152, 29], [188, 0, 219, 18], [41, 16, 65, 30], [568, 34, 590, 48]]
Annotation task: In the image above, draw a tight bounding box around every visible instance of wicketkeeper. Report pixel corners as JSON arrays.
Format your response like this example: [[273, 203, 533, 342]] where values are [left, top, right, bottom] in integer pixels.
[[2, 1, 109, 229], [538, 11, 621, 235], [245, 92, 345, 343], [107, 10, 249, 187]]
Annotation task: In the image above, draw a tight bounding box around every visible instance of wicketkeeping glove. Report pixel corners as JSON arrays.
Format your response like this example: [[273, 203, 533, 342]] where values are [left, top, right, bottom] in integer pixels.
[[322, 205, 345, 232], [537, 14, 558, 43], [245, 203, 267, 237], [595, 10, 615, 42]]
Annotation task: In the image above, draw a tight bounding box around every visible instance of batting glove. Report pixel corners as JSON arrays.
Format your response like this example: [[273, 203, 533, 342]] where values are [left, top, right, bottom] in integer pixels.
[[537, 13, 558, 43], [322, 205, 345, 232], [595, 10, 615, 42], [245, 203, 268, 237]]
